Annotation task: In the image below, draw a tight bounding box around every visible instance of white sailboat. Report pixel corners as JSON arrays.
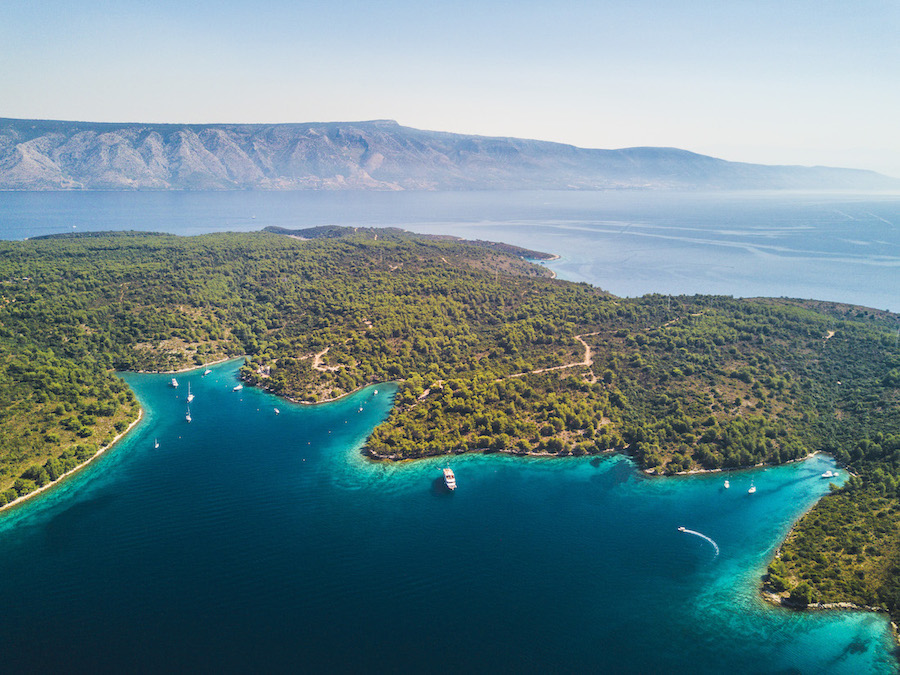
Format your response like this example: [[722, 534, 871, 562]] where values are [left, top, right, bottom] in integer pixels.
[[203, 369, 212, 376], [154, 438, 159, 449], [186, 404, 192, 423], [748, 481, 756, 494], [724, 479, 730, 489], [187, 382, 194, 403]]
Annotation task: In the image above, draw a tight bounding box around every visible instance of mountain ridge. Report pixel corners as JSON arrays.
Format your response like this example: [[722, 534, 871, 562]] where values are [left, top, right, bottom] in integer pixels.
[[1, 117, 896, 191]]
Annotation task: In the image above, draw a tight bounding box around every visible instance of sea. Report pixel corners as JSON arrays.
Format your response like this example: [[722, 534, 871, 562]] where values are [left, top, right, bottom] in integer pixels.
[[1, 190, 899, 673]]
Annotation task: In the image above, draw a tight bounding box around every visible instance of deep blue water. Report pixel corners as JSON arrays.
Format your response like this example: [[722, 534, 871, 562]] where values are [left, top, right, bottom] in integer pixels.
[[0, 362, 895, 673], [2, 189, 899, 310], [1, 191, 899, 672]]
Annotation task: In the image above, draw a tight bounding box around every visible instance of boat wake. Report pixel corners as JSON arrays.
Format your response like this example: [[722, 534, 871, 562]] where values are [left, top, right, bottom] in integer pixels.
[[678, 526, 720, 557]]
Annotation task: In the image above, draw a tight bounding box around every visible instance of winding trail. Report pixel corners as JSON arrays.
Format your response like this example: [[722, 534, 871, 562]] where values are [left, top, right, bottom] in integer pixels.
[[530, 332, 597, 374], [312, 346, 342, 372], [504, 332, 600, 383]]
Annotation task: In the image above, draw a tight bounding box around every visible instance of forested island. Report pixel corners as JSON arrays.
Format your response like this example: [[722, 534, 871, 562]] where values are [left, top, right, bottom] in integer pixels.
[[0, 228, 898, 629]]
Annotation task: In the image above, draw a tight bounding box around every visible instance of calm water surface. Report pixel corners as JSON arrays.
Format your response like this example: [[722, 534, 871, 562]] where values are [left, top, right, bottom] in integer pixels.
[[1, 364, 896, 673], [1, 191, 899, 672], [2, 189, 899, 310]]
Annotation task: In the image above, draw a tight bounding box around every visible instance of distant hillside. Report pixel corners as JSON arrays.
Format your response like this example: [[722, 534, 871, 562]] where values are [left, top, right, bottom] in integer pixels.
[[1, 117, 897, 191]]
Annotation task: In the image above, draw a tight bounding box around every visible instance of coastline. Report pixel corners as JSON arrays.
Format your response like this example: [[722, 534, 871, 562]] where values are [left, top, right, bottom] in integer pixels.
[[538, 254, 559, 279], [645, 450, 828, 478], [139, 355, 239, 375], [759, 589, 900, 645], [0, 407, 144, 515], [278, 381, 389, 406]]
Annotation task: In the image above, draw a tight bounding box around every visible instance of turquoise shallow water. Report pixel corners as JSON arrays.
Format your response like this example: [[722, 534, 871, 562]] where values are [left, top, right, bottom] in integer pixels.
[[1, 360, 896, 673]]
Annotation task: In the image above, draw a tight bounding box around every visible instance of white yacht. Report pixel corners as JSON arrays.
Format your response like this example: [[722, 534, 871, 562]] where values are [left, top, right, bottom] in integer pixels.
[[748, 482, 756, 494], [171, 377, 178, 388], [724, 479, 730, 489], [187, 382, 194, 403], [443, 467, 457, 491]]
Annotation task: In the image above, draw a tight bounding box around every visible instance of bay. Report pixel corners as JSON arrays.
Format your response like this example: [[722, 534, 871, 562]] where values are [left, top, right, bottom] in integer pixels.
[[0, 361, 895, 672], [1, 190, 899, 672]]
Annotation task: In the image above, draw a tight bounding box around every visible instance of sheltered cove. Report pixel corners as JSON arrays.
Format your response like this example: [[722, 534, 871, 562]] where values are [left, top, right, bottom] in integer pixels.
[[0, 228, 898, 654]]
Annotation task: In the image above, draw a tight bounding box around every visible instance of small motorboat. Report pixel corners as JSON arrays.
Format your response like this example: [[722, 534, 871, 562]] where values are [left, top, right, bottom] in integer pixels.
[[724, 479, 730, 489]]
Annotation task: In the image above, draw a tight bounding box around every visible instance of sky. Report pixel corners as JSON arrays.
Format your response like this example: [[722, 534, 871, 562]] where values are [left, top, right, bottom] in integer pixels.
[[2, 0, 899, 177]]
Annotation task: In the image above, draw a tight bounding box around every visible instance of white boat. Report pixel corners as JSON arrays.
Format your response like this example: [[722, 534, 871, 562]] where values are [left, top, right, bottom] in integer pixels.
[[748, 482, 756, 494], [233, 384, 243, 392], [821, 470, 834, 479], [187, 382, 194, 403], [185, 405, 192, 423], [154, 438, 159, 449], [171, 377, 179, 388], [724, 479, 730, 489], [203, 369, 212, 376], [274, 408, 280, 415], [443, 467, 457, 491]]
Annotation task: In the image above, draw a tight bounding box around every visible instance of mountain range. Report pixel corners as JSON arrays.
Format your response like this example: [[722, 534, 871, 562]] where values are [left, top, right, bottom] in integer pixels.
[[1, 117, 896, 191]]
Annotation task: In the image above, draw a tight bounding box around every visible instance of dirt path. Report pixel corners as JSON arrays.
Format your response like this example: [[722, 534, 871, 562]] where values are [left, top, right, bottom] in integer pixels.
[[312, 346, 341, 372], [502, 331, 600, 383], [530, 332, 597, 374]]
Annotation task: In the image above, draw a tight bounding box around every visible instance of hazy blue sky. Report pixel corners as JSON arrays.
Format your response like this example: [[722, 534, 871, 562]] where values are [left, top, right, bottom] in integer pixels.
[[2, 0, 899, 176]]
